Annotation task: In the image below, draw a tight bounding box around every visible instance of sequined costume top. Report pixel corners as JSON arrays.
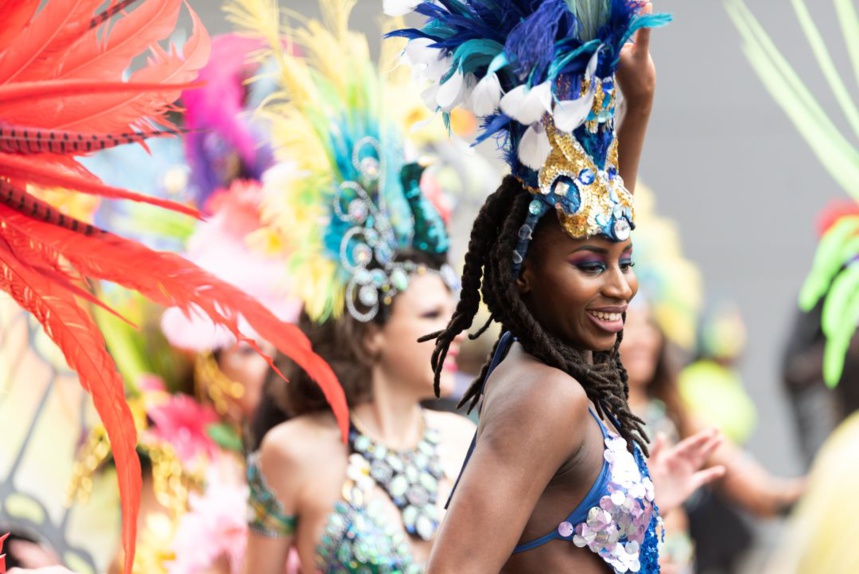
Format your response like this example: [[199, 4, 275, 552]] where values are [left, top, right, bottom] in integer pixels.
[[247, 446, 427, 573], [450, 332, 662, 574]]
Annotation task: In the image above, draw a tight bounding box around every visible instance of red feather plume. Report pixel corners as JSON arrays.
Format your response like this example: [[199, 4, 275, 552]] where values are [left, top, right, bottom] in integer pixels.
[[0, 2, 350, 573]]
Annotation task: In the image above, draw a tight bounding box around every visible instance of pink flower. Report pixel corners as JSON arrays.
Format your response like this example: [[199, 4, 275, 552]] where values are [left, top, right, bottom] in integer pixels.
[[145, 395, 220, 466], [168, 481, 249, 574]]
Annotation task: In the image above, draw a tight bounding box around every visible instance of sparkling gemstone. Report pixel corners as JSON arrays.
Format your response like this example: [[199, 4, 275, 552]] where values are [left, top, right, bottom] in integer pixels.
[[415, 513, 436, 540], [554, 179, 571, 196], [406, 485, 429, 506], [358, 285, 378, 307], [390, 268, 409, 291], [389, 475, 408, 498], [360, 156, 380, 179], [528, 199, 545, 215], [348, 199, 369, 222], [371, 269, 387, 286], [614, 219, 631, 241], [353, 243, 372, 265], [578, 168, 595, 185], [558, 521, 574, 537]]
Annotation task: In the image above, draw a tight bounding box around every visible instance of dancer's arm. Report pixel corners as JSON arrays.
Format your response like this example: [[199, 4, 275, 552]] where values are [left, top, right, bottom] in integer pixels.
[[426, 365, 591, 574], [616, 1, 656, 195], [243, 431, 301, 574]]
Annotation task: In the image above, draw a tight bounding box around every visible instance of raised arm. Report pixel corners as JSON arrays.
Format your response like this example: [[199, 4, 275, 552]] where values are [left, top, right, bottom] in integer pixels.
[[616, 1, 656, 195], [426, 366, 590, 574]]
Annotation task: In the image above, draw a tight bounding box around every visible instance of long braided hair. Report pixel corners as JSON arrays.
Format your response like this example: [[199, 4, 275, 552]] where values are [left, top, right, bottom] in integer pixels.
[[422, 175, 649, 454]]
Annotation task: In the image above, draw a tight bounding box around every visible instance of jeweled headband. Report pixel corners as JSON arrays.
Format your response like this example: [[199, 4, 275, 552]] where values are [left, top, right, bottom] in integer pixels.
[[231, 0, 456, 323], [389, 0, 670, 269]]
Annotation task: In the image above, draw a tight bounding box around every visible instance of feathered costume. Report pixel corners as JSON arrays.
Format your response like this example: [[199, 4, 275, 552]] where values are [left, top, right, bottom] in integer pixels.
[[727, 0, 859, 388], [0, 2, 348, 572], [226, 0, 456, 325]]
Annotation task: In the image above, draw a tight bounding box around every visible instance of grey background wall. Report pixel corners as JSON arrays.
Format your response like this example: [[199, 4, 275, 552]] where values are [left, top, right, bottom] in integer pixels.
[[188, 0, 854, 479]]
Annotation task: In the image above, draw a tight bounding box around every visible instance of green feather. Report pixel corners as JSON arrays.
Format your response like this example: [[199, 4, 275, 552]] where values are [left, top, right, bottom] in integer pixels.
[[799, 216, 859, 310], [791, 0, 859, 139], [834, 0, 859, 99], [727, 0, 859, 200], [821, 263, 859, 337]]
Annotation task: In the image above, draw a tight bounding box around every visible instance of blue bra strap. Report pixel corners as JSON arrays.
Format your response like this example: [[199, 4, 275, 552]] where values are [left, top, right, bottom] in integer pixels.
[[445, 332, 515, 509], [511, 408, 610, 554]]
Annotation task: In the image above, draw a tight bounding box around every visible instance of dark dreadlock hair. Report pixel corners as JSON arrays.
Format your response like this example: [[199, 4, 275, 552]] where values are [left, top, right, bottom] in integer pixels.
[[420, 175, 649, 454]]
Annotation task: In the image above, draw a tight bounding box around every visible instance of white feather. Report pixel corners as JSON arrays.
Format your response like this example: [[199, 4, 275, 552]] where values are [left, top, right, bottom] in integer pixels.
[[500, 81, 553, 125], [436, 70, 465, 111], [518, 123, 552, 170], [383, 0, 420, 16], [554, 94, 595, 132], [469, 73, 503, 116], [421, 82, 441, 111], [404, 38, 439, 67]]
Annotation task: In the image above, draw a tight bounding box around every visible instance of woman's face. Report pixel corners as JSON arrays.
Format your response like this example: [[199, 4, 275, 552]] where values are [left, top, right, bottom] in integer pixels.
[[372, 272, 460, 399], [520, 217, 638, 352], [620, 305, 662, 389], [217, 339, 276, 418]]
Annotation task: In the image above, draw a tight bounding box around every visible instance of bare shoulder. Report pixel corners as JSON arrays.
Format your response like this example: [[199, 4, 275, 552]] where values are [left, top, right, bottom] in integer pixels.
[[258, 411, 344, 476], [480, 343, 591, 454]]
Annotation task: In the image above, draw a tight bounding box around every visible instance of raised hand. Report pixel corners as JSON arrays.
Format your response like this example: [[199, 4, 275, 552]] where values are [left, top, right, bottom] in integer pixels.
[[648, 428, 727, 515]]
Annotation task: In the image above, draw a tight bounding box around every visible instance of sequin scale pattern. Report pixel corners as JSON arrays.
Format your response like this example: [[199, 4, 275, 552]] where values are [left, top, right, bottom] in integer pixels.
[[566, 434, 658, 573]]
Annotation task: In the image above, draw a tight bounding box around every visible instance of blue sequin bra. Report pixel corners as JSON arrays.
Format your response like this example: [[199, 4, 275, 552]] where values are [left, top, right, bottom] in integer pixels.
[[451, 332, 662, 574]]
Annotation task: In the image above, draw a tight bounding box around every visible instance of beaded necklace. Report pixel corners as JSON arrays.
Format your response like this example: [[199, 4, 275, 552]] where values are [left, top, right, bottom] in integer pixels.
[[348, 412, 445, 541]]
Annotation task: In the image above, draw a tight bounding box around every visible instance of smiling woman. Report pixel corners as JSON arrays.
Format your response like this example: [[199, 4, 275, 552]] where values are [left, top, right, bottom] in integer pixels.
[[389, 0, 729, 572]]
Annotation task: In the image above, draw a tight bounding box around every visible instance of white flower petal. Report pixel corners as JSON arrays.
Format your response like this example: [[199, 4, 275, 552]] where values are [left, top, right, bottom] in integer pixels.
[[518, 123, 552, 170], [469, 73, 503, 116], [383, 0, 420, 16]]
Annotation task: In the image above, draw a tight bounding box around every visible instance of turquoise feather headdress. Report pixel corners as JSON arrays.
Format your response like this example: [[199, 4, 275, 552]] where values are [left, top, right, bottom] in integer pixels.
[[227, 0, 454, 323], [388, 0, 670, 249]]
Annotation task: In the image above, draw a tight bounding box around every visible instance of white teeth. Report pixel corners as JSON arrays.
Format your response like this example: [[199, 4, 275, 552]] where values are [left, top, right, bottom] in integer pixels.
[[588, 311, 621, 322]]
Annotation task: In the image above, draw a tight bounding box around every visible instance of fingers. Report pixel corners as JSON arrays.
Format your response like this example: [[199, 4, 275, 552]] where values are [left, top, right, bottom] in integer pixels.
[[691, 464, 727, 491], [672, 428, 723, 464], [648, 431, 667, 461], [631, 1, 653, 50]]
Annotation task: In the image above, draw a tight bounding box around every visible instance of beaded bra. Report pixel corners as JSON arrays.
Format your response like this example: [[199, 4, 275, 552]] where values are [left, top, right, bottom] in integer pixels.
[[246, 416, 446, 573]]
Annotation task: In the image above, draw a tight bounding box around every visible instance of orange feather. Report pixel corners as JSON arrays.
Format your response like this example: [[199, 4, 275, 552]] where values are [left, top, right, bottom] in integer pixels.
[[0, 0, 105, 84], [0, 154, 201, 216], [0, 234, 141, 574], [0, 204, 350, 440], [56, 0, 184, 81], [0, 1, 38, 49]]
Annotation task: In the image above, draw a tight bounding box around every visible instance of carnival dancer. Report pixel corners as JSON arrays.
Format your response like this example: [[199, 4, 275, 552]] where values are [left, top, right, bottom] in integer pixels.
[[226, 0, 476, 571], [391, 1, 729, 572], [0, 2, 350, 572]]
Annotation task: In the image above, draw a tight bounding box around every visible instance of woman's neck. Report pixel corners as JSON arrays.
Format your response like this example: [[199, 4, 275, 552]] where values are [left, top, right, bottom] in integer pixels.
[[351, 381, 423, 450]]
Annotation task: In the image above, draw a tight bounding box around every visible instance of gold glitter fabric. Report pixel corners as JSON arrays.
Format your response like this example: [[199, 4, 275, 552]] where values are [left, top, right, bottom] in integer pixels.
[[534, 97, 634, 242]]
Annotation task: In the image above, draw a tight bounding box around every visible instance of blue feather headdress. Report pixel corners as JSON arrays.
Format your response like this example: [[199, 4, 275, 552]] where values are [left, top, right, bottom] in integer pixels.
[[388, 0, 670, 251]]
